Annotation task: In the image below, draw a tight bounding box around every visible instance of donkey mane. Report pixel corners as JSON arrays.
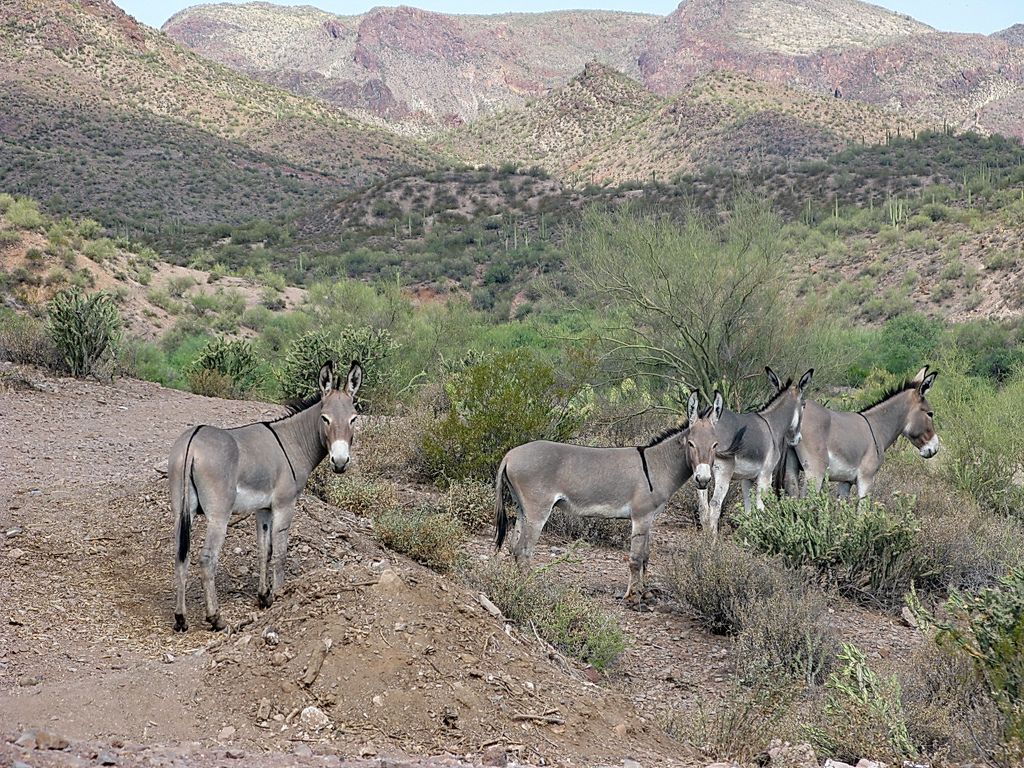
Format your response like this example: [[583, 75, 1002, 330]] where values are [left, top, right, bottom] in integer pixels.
[[269, 392, 324, 423], [858, 378, 916, 414], [643, 423, 687, 448], [754, 379, 792, 413]]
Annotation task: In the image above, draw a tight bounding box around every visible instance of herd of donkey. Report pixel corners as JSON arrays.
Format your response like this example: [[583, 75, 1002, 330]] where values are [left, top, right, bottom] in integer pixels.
[[168, 359, 940, 633]]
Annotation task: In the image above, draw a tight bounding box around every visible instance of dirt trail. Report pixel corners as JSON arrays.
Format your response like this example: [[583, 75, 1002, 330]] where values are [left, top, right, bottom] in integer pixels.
[[0, 364, 698, 767]]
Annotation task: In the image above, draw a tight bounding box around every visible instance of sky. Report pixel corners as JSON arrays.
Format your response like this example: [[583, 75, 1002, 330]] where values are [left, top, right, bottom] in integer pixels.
[[118, 0, 1022, 35]]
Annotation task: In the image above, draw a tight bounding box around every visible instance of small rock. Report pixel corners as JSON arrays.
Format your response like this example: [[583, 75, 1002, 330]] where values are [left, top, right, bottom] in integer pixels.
[[14, 761, 31, 768], [478, 593, 503, 619], [293, 744, 313, 758], [256, 698, 271, 720], [623, 760, 643, 768], [482, 744, 508, 766], [373, 569, 404, 596], [824, 761, 856, 768], [35, 730, 70, 750], [299, 705, 330, 731], [855, 761, 888, 768], [98, 750, 117, 765], [162, 653, 175, 663], [582, 665, 601, 683], [372, 695, 383, 706], [765, 739, 817, 768], [704, 763, 737, 768], [216, 726, 236, 741], [900, 606, 918, 628], [225, 748, 246, 759], [613, 722, 628, 738], [262, 627, 280, 647], [6, 548, 25, 560], [14, 731, 36, 749]]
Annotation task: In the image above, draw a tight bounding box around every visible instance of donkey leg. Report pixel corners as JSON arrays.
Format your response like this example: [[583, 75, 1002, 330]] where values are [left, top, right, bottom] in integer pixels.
[[836, 482, 853, 500], [172, 483, 197, 633], [270, 503, 296, 597], [707, 465, 733, 538], [198, 507, 230, 631], [696, 488, 711, 531], [754, 473, 772, 511], [625, 508, 654, 601], [512, 499, 553, 570], [740, 480, 753, 514], [255, 508, 273, 608]]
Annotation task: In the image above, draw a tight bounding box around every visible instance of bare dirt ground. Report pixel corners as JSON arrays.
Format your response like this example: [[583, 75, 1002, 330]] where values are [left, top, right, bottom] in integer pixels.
[[0, 364, 921, 768]]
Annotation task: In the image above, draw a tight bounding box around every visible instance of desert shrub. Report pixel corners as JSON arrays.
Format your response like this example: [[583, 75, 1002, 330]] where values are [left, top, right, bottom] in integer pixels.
[[900, 639, 1004, 763], [422, 349, 585, 483], [373, 505, 465, 573], [877, 312, 943, 375], [352, 405, 433, 479], [278, 327, 397, 410], [307, 465, 398, 517], [922, 568, 1024, 763], [185, 337, 263, 399], [665, 678, 799, 764], [543, 510, 630, 548], [0, 311, 60, 368], [5, 197, 44, 230], [667, 540, 837, 685], [467, 559, 626, 670], [805, 643, 914, 764], [46, 287, 122, 378], [929, 362, 1024, 518], [442, 478, 493, 532], [736, 493, 933, 607]]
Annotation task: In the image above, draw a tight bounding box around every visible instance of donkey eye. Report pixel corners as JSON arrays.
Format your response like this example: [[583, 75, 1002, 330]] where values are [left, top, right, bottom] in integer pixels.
[[321, 415, 330, 424], [349, 415, 357, 425], [927, 411, 934, 418]]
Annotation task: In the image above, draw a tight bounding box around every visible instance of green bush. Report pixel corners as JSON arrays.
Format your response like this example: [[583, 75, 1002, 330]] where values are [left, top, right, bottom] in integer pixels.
[[278, 327, 397, 409], [46, 287, 122, 378], [307, 465, 399, 517], [5, 197, 44, 230], [373, 506, 465, 573], [467, 559, 626, 671], [421, 349, 585, 483], [736, 493, 933, 607], [877, 313, 943, 375], [442, 478, 494, 532], [185, 337, 263, 399], [806, 644, 914, 764]]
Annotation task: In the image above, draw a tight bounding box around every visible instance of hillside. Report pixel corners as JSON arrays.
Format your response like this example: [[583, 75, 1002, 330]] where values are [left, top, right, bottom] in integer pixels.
[[441, 66, 926, 183], [0, 0, 434, 228], [165, 0, 1024, 142], [162, 3, 660, 127]]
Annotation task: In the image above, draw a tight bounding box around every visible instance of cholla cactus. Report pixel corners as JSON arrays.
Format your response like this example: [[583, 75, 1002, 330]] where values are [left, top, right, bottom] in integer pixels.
[[46, 287, 122, 378]]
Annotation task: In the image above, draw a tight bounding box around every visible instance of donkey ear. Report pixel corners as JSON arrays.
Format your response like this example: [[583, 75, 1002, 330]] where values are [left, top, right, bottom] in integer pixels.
[[910, 366, 929, 386], [919, 370, 938, 396], [687, 391, 700, 423], [318, 361, 335, 397], [798, 368, 814, 393], [345, 360, 363, 398], [711, 391, 724, 423], [765, 366, 782, 392]]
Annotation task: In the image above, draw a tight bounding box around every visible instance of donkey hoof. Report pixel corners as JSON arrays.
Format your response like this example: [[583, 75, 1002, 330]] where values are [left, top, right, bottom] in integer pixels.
[[207, 614, 226, 632], [257, 591, 273, 609], [173, 614, 188, 633]]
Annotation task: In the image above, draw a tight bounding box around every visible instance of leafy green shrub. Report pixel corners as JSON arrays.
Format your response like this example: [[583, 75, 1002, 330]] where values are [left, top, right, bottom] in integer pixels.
[[0, 311, 60, 368], [878, 313, 943, 375], [736, 493, 933, 607], [5, 197, 44, 230], [806, 644, 914, 764], [373, 506, 465, 573], [46, 287, 122, 378], [667, 540, 837, 685], [467, 559, 626, 671], [185, 337, 263, 399], [422, 349, 585, 483], [278, 327, 397, 409]]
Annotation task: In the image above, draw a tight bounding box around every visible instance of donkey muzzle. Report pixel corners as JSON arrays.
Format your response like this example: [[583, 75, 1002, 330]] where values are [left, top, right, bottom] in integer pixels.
[[694, 464, 712, 490], [330, 440, 351, 473], [919, 435, 939, 459]]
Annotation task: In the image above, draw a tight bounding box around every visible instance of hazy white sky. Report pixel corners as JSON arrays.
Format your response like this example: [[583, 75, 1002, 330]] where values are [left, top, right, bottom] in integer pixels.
[[117, 0, 1022, 35]]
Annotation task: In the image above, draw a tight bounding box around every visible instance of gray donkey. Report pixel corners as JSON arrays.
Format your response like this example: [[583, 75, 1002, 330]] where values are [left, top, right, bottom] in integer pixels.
[[779, 365, 939, 501], [494, 391, 733, 599], [697, 369, 813, 537], [170, 360, 362, 632]]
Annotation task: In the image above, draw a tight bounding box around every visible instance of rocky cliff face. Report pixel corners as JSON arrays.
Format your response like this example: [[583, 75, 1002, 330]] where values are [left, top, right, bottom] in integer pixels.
[[162, 0, 1024, 140]]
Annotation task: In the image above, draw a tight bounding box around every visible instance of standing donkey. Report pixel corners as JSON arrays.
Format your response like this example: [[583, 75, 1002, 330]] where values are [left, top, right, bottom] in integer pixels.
[[697, 369, 813, 537], [170, 360, 362, 632], [783, 365, 939, 501], [495, 391, 734, 600]]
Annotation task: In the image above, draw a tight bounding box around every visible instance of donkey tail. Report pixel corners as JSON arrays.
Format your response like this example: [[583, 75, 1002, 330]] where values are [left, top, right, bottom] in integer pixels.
[[494, 456, 511, 551], [175, 426, 203, 563]]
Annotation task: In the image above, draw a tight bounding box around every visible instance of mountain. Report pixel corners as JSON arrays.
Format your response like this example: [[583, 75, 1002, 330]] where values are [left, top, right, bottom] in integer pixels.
[[165, 0, 1024, 142], [0, 0, 433, 228], [162, 3, 660, 127], [441, 65, 924, 183]]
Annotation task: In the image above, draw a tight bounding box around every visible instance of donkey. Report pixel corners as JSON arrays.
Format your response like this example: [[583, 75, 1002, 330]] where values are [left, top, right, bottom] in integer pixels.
[[697, 369, 813, 537], [170, 360, 362, 632], [494, 391, 731, 600], [784, 365, 939, 501]]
